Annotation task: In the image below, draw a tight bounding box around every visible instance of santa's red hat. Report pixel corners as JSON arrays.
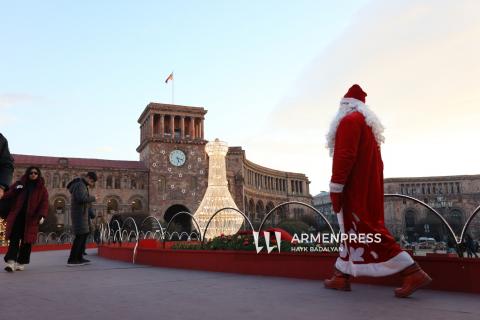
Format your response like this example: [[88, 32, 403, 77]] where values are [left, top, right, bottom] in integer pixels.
[[344, 84, 367, 103]]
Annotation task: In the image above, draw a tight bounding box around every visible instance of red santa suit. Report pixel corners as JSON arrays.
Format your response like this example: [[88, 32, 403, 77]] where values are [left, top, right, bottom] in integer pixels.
[[328, 85, 414, 277]]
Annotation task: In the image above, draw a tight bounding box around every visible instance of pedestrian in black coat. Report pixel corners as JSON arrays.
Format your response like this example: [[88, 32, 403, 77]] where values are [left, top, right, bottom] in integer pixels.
[[465, 234, 478, 258], [0, 134, 14, 199], [66, 172, 97, 266]]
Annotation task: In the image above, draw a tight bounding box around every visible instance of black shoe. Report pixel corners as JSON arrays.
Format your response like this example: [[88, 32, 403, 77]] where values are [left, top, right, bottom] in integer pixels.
[[67, 260, 86, 267], [80, 258, 91, 264], [83, 252, 88, 255]]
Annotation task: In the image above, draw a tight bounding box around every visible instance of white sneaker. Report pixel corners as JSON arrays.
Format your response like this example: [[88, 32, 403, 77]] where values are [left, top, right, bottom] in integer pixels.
[[4, 260, 15, 272], [15, 264, 25, 271]]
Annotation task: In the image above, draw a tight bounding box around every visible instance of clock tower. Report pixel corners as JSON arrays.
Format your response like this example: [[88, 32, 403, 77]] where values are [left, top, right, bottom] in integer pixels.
[[137, 103, 208, 228]]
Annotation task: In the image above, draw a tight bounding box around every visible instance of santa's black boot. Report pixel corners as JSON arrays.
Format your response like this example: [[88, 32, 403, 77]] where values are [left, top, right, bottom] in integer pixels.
[[394, 262, 432, 298], [324, 268, 351, 291]]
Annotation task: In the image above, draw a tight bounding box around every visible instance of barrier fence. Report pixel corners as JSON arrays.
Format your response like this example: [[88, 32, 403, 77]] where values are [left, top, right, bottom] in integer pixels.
[[2, 198, 478, 262]]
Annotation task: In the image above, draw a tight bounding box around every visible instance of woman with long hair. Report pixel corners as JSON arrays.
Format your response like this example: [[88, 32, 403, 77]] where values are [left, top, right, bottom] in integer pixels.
[[3, 166, 49, 272]]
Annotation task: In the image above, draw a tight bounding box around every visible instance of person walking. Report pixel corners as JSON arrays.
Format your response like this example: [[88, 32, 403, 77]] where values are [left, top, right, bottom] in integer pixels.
[[324, 84, 432, 298], [81, 207, 96, 256], [3, 166, 48, 272], [465, 233, 478, 258], [66, 172, 97, 266]]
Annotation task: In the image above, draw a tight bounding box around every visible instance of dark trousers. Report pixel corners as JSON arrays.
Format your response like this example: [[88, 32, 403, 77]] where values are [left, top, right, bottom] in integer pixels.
[[4, 237, 32, 264], [81, 231, 90, 254], [68, 233, 89, 262], [4, 209, 32, 264], [467, 248, 478, 258]]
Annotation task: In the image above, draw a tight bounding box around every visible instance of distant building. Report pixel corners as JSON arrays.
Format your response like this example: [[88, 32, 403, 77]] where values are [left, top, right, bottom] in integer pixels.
[[384, 175, 480, 241], [313, 175, 480, 241], [312, 191, 337, 227], [6, 102, 312, 235]]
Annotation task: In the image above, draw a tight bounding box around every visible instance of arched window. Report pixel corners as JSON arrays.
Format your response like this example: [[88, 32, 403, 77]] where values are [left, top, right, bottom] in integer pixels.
[[44, 173, 51, 188], [61, 174, 70, 188], [266, 202, 275, 214], [53, 174, 60, 188], [249, 199, 255, 220], [114, 177, 121, 189], [54, 198, 66, 214], [256, 201, 265, 220], [405, 211, 415, 228], [131, 199, 142, 212], [447, 209, 463, 234], [107, 198, 119, 215], [106, 176, 113, 189], [266, 201, 275, 225], [404, 210, 416, 241]]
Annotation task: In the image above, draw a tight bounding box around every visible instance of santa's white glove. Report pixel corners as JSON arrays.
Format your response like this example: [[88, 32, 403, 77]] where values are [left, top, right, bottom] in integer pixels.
[[39, 217, 45, 225]]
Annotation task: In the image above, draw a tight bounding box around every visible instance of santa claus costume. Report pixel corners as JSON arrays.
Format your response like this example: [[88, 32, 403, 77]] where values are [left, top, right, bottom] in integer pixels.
[[324, 84, 432, 298]]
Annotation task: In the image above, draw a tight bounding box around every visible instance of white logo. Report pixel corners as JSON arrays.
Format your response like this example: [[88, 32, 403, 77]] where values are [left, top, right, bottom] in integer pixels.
[[252, 231, 282, 254]]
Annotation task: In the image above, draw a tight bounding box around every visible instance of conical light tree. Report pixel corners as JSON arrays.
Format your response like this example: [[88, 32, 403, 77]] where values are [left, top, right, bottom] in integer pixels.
[[194, 139, 244, 239]]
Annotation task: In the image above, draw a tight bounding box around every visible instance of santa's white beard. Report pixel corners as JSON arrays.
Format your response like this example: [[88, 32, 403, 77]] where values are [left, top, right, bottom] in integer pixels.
[[326, 98, 385, 157]]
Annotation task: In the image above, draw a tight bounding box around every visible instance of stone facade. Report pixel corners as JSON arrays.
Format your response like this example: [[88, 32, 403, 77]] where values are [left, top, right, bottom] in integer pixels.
[[11, 156, 149, 230], [384, 175, 480, 241], [5, 102, 312, 234], [137, 103, 312, 227], [137, 103, 209, 225], [313, 175, 480, 241], [238, 152, 313, 225]]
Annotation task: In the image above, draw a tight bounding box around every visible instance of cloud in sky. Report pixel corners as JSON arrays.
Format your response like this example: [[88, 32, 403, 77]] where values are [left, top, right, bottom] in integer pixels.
[[0, 93, 41, 108], [242, 0, 480, 194], [0, 93, 44, 125]]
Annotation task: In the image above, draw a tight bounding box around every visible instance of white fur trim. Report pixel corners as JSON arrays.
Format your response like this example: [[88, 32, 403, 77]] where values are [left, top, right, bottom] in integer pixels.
[[329, 182, 344, 193], [335, 251, 414, 277], [326, 98, 385, 157]]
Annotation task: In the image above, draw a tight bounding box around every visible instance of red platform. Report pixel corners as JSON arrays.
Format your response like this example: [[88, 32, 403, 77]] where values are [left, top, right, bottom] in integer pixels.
[[98, 242, 480, 294]]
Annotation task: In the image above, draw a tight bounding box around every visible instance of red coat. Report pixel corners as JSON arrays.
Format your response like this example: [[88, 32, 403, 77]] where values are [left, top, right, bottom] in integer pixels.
[[331, 111, 413, 277], [4, 175, 49, 243]]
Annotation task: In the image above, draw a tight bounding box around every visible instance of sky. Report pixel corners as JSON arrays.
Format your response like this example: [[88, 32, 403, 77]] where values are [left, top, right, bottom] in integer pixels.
[[1, 0, 479, 194]]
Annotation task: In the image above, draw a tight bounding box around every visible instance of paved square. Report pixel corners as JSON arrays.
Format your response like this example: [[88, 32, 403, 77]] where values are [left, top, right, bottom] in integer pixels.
[[0, 249, 478, 320]]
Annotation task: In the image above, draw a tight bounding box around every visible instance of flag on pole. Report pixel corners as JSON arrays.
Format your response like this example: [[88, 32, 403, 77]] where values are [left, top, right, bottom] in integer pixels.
[[165, 72, 174, 83]]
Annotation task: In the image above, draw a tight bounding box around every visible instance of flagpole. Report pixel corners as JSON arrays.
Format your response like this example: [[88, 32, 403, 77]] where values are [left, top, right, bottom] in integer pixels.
[[172, 71, 174, 104]]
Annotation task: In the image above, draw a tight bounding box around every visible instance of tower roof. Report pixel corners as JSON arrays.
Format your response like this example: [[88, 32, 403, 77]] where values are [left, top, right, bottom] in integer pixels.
[[138, 102, 207, 124]]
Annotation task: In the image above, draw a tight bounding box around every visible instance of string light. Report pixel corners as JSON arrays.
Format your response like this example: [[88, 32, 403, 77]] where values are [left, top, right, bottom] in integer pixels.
[[194, 139, 243, 239]]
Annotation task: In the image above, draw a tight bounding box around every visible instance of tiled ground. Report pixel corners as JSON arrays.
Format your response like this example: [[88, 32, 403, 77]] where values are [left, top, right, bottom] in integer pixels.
[[0, 249, 478, 320]]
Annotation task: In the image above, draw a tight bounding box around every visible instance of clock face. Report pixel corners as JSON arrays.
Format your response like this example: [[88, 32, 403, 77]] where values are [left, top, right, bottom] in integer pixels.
[[169, 149, 186, 167]]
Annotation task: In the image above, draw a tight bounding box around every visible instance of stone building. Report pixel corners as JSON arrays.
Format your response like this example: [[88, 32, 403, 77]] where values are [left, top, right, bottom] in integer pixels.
[[136, 103, 311, 228], [5, 102, 312, 234], [384, 175, 480, 241], [11, 155, 149, 229], [313, 175, 480, 241]]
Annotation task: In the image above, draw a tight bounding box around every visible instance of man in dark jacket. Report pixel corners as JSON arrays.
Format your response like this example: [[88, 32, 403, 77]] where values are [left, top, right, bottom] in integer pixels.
[[66, 172, 97, 266], [0, 134, 14, 199]]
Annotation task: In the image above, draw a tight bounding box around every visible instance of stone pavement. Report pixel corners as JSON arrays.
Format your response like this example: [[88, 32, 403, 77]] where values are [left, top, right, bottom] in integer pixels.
[[0, 249, 478, 320]]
